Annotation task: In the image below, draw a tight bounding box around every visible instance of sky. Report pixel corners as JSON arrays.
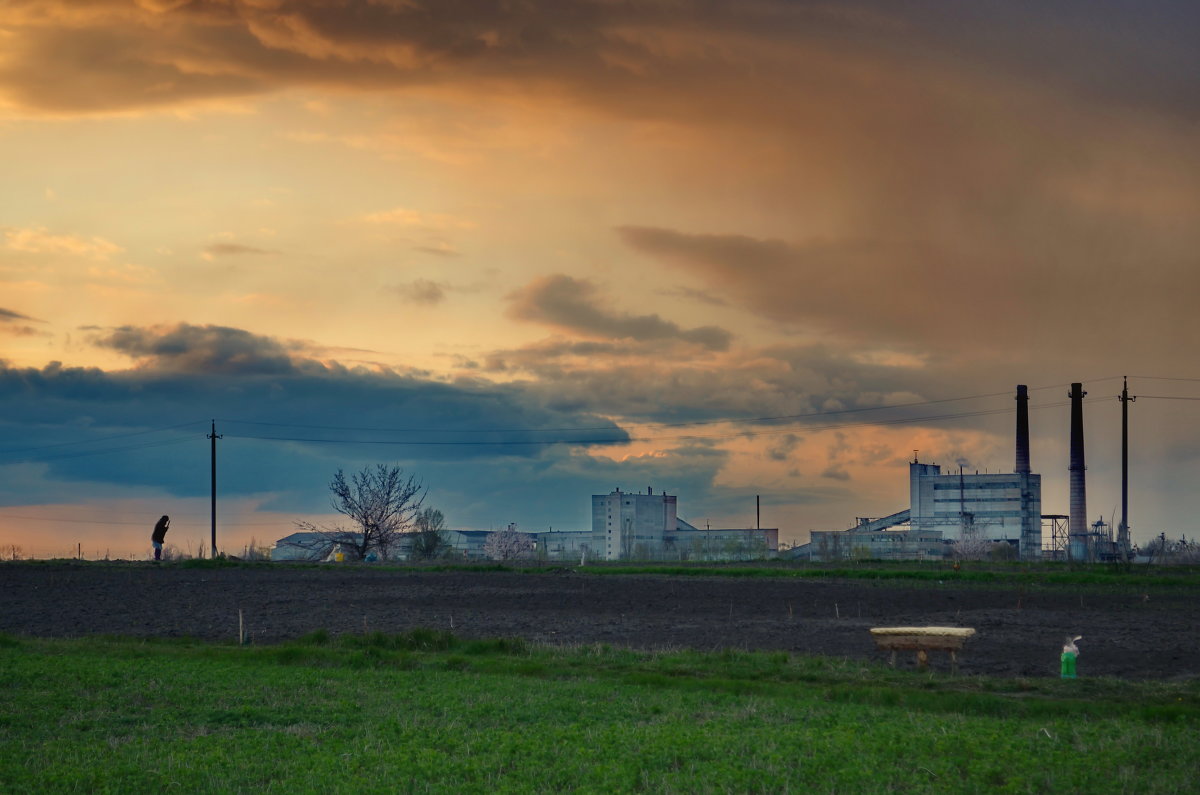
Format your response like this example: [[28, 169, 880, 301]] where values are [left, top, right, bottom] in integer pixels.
[[1, 0, 1198, 558]]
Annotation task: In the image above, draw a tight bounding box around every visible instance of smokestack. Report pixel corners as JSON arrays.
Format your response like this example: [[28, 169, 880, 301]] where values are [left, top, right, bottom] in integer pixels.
[[1015, 384, 1030, 475], [1068, 383, 1088, 555]]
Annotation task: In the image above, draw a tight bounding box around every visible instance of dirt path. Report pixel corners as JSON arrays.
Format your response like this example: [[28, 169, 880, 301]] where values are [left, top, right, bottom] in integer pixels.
[[2, 563, 1196, 679]]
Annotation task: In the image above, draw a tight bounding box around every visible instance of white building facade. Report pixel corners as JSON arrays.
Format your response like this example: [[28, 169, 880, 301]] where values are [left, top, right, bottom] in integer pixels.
[[593, 488, 678, 560], [909, 461, 1041, 559]]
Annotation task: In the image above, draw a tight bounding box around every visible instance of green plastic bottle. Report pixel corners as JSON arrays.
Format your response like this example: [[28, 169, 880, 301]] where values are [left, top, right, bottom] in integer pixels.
[[1060, 635, 1080, 678]]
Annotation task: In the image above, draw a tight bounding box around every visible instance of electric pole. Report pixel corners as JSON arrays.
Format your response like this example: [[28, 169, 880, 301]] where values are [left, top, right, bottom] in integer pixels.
[[1118, 377, 1135, 561], [208, 420, 222, 558]]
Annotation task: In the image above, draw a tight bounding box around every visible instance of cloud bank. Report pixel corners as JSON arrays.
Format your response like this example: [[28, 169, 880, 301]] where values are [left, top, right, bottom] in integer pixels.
[[509, 274, 731, 351]]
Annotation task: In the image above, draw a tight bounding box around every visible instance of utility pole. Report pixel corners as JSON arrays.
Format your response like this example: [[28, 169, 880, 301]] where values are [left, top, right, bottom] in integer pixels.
[[208, 420, 222, 558], [1118, 377, 1135, 561]]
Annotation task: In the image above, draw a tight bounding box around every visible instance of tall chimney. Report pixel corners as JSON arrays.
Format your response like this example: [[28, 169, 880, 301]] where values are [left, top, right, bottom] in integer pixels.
[[1014, 384, 1030, 475], [1068, 383, 1088, 556]]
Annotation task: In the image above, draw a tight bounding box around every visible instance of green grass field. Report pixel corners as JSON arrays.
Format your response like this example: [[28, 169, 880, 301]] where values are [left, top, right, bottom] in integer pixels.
[[2, 630, 1197, 793]]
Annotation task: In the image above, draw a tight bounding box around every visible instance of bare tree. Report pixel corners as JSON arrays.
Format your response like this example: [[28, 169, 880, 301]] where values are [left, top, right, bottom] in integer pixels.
[[484, 524, 534, 561], [410, 507, 450, 560], [298, 465, 425, 560]]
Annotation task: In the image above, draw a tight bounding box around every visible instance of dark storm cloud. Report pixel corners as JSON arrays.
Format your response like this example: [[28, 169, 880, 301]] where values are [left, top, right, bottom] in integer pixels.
[[0, 327, 632, 511], [94, 323, 303, 375], [619, 224, 1018, 350], [473, 329, 1035, 436], [895, 1, 1200, 122], [509, 274, 732, 351], [617, 224, 1200, 361], [3, 1, 1194, 122], [0, 0, 622, 113]]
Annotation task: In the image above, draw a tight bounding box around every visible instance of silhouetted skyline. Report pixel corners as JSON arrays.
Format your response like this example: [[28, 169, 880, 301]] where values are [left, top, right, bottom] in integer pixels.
[[1, 2, 1197, 556]]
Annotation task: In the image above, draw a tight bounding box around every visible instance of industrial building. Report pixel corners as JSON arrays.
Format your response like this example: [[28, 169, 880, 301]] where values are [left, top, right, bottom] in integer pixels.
[[449, 525, 595, 561], [439, 489, 779, 561], [595, 487, 676, 559], [593, 487, 778, 560], [796, 385, 1045, 562], [908, 461, 1041, 557]]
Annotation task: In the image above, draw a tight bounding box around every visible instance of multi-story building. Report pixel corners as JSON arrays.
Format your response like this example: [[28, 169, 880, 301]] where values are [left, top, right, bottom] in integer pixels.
[[592, 487, 677, 560], [909, 461, 1041, 558]]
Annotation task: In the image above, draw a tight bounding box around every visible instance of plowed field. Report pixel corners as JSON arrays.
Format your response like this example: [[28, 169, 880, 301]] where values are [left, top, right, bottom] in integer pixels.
[[2, 563, 1196, 679]]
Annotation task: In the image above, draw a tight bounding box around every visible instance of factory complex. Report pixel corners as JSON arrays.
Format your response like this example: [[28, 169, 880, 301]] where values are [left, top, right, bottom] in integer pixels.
[[792, 383, 1122, 563], [273, 383, 1121, 564], [273, 488, 779, 563]]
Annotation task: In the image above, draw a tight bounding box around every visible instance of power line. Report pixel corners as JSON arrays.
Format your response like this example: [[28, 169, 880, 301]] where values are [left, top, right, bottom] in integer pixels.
[[1129, 376, 1200, 383], [2, 435, 199, 465], [216, 380, 1107, 435], [0, 375, 1146, 465], [0, 511, 290, 528], [0, 420, 207, 455], [225, 400, 1072, 448]]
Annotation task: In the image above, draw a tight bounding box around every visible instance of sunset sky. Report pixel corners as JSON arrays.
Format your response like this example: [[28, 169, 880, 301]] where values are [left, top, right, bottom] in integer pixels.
[[2, 1, 1198, 558]]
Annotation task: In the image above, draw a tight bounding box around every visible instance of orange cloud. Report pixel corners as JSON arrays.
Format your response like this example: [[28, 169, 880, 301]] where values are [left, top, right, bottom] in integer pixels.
[[4, 227, 123, 259]]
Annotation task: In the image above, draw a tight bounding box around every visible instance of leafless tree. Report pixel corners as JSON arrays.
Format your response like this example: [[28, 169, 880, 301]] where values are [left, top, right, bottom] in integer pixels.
[[297, 465, 425, 560], [410, 507, 449, 560], [484, 524, 534, 561]]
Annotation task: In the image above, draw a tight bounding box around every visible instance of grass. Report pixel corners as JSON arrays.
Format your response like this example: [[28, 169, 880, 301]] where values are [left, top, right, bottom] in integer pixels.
[[574, 562, 1200, 589], [1, 630, 1197, 793], [16, 556, 1200, 591]]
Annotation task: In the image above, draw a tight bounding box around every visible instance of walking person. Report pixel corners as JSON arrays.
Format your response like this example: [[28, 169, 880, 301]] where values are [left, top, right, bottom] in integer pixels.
[[151, 515, 170, 561]]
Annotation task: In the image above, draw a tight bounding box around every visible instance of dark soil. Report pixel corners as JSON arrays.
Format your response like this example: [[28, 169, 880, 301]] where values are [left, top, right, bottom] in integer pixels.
[[2, 563, 1196, 680]]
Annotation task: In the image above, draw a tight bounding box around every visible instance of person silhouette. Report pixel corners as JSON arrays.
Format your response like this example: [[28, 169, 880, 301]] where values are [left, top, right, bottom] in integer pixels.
[[151, 515, 170, 561]]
